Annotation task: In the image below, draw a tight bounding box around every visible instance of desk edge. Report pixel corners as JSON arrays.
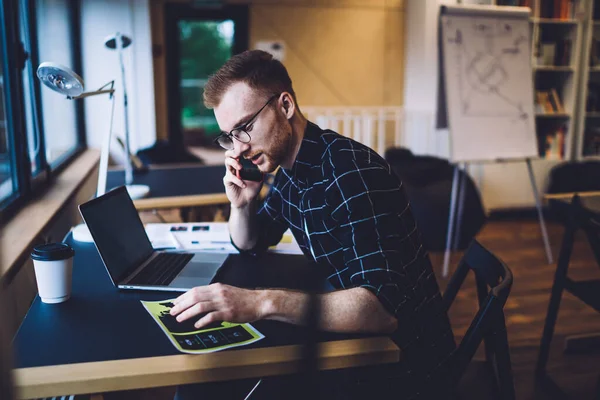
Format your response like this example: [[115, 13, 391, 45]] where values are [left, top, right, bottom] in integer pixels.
[[14, 337, 400, 399]]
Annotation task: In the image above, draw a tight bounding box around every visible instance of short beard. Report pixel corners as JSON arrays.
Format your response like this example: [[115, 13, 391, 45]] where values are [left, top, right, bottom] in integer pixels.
[[264, 120, 292, 172]]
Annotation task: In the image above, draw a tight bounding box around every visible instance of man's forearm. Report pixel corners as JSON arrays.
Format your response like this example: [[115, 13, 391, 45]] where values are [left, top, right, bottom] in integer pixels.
[[259, 287, 398, 334], [229, 201, 259, 250]]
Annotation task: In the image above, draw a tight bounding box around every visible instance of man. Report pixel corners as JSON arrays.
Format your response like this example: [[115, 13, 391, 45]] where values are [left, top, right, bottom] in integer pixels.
[[171, 50, 455, 399]]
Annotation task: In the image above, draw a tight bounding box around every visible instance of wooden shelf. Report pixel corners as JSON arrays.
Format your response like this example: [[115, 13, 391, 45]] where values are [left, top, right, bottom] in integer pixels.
[[586, 113, 600, 118], [534, 66, 574, 72], [536, 113, 571, 118], [589, 67, 600, 73], [531, 18, 578, 25]]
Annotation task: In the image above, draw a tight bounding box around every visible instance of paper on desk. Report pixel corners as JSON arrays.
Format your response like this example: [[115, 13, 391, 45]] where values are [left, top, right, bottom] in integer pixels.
[[142, 298, 264, 354], [145, 222, 303, 254]]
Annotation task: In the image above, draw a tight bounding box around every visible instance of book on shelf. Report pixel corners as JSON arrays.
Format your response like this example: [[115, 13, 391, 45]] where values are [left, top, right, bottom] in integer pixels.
[[586, 83, 600, 112], [496, 0, 535, 13], [533, 35, 571, 67], [537, 0, 582, 19], [590, 38, 600, 67], [583, 127, 600, 156], [549, 88, 565, 113], [554, 39, 572, 66], [539, 42, 556, 66], [536, 89, 564, 113], [539, 124, 567, 160]]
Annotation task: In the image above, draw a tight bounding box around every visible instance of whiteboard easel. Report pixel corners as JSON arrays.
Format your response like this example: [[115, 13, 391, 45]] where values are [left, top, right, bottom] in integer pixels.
[[437, 4, 553, 276]]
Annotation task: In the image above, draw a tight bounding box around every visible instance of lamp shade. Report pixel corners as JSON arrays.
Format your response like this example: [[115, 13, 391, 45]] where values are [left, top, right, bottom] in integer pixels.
[[36, 62, 84, 98]]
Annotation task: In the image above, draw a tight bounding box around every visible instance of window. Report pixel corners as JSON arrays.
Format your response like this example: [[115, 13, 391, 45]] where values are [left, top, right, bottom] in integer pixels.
[[0, 0, 84, 217], [165, 4, 248, 149], [35, 0, 83, 167], [0, 43, 15, 204], [179, 19, 235, 142]]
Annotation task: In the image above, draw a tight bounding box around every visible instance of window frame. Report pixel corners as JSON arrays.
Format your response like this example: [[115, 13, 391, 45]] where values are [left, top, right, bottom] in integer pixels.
[[0, 0, 86, 221], [0, 0, 31, 217], [164, 3, 249, 150]]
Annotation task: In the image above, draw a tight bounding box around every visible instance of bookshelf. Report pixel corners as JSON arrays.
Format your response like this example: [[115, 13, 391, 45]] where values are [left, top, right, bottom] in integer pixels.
[[470, 0, 586, 210], [496, 0, 584, 160], [574, 0, 600, 159]]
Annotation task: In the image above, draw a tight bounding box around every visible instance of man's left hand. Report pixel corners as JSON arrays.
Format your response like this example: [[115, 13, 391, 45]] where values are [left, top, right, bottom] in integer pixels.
[[169, 283, 265, 329]]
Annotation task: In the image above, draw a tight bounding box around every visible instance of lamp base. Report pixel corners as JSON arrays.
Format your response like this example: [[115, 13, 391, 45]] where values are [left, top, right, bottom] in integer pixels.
[[72, 224, 94, 243], [126, 184, 150, 200]]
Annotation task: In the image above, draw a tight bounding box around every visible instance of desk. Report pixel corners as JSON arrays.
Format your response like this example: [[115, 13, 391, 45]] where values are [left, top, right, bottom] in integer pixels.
[[12, 234, 400, 399], [107, 164, 228, 211]]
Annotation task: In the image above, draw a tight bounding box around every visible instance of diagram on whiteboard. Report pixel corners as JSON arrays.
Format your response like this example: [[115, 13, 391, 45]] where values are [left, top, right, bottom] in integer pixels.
[[448, 18, 529, 121], [440, 13, 538, 162]]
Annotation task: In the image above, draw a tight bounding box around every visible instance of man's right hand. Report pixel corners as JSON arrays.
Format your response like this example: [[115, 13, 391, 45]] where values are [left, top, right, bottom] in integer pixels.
[[224, 152, 263, 209]]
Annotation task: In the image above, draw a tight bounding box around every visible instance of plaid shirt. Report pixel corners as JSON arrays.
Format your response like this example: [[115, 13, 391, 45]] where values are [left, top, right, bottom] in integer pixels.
[[243, 122, 455, 394]]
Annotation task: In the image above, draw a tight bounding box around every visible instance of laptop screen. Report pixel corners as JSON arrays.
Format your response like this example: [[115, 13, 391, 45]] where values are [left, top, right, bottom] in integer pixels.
[[79, 186, 154, 283]]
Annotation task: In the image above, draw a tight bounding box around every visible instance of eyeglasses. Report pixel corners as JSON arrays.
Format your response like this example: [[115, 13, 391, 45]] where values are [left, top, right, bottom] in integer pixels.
[[214, 94, 280, 150]]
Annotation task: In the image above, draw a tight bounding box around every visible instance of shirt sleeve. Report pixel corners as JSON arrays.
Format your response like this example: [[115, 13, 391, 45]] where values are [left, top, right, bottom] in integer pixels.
[[231, 183, 289, 257], [326, 151, 428, 323]]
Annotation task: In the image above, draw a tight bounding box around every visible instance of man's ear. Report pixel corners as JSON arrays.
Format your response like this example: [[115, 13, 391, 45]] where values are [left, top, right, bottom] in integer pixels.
[[280, 92, 295, 120]]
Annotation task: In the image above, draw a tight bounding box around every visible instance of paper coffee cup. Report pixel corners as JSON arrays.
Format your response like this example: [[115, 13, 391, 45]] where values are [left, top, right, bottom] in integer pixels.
[[31, 243, 75, 304]]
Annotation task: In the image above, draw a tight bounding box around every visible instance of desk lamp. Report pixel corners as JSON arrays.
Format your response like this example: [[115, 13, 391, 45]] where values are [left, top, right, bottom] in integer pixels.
[[37, 62, 116, 242], [104, 32, 149, 200]]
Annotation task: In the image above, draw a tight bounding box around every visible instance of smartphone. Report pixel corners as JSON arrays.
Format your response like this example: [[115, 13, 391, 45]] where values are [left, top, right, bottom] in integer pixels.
[[237, 157, 263, 182]]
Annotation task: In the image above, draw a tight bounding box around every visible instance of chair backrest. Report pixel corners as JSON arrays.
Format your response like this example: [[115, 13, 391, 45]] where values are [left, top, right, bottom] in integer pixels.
[[570, 195, 600, 269], [442, 240, 515, 400]]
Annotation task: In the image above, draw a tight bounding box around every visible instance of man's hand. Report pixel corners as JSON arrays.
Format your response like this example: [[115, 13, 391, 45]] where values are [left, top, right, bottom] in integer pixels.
[[169, 283, 266, 329], [224, 151, 263, 209]]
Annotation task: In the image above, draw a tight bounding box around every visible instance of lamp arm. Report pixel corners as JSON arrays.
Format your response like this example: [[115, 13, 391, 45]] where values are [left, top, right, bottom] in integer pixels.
[[71, 80, 115, 100], [72, 89, 115, 100]]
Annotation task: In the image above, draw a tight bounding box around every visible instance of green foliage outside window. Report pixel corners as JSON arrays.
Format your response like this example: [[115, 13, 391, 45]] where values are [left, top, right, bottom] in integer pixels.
[[179, 20, 233, 140]]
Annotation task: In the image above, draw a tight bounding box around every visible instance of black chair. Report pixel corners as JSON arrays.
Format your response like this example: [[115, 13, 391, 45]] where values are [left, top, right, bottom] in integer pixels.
[[536, 195, 600, 396], [442, 240, 516, 400]]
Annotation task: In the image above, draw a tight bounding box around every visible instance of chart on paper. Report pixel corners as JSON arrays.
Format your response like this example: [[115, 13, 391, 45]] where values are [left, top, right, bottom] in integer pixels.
[[439, 9, 538, 162]]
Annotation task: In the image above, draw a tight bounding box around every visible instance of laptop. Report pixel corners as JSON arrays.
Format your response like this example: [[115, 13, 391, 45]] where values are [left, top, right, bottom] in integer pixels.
[[79, 186, 229, 292]]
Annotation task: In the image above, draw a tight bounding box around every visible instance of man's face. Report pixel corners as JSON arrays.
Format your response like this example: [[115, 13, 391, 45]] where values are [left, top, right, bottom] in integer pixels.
[[214, 82, 292, 173]]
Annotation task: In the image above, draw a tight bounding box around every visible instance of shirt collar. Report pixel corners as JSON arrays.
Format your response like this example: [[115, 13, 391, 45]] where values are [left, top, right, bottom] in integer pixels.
[[284, 121, 324, 188]]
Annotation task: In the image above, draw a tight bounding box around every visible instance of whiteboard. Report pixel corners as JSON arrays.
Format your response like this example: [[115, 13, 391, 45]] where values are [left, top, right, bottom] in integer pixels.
[[437, 5, 538, 162]]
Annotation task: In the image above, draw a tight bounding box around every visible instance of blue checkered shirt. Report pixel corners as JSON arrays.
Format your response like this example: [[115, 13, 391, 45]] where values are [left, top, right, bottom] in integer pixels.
[[240, 121, 455, 394]]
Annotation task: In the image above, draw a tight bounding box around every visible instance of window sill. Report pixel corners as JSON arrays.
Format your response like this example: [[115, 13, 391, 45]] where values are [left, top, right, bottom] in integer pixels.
[[0, 149, 99, 285]]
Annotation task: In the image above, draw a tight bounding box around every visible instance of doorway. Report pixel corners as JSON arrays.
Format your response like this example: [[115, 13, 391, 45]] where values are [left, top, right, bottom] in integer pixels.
[[165, 4, 248, 150]]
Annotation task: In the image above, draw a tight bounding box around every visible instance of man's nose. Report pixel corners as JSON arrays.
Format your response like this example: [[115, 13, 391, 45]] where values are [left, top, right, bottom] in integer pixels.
[[232, 139, 250, 157]]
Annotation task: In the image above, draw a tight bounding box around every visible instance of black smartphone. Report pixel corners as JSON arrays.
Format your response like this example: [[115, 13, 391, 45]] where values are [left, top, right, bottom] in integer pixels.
[[237, 157, 263, 182]]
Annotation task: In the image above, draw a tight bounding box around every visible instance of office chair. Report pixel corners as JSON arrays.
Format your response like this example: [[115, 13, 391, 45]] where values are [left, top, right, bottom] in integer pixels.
[[442, 240, 516, 400]]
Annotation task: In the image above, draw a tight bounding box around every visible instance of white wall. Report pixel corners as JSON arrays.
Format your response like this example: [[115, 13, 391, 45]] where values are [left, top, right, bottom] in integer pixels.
[[80, 0, 156, 162], [36, 0, 79, 163], [402, 0, 454, 159]]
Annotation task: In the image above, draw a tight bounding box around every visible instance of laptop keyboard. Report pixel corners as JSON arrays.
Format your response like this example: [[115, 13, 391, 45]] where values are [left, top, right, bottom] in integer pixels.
[[129, 252, 194, 286]]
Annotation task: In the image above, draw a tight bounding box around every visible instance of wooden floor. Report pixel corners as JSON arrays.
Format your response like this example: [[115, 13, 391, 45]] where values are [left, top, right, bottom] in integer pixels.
[[120, 212, 600, 400], [430, 216, 600, 400]]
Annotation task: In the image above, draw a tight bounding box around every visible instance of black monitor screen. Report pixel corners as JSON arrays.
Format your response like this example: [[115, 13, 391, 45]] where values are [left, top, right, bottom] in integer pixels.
[[79, 186, 154, 283]]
